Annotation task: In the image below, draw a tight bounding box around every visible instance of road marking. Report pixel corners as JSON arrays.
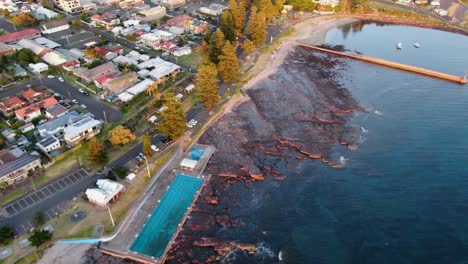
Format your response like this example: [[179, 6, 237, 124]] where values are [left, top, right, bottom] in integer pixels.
[[63, 177, 72, 185], [48, 185, 57, 192], [30, 194, 39, 201], [53, 183, 62, 190], [42, 188, 51, 195], [36, 191, 45, 199], [19, 200, 27, 208], [57, 181, 67, 189], [13, 203, 21, 211]]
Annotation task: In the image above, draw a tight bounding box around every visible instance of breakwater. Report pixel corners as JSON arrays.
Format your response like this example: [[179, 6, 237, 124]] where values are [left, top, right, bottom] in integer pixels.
[[298, 44, 467, 85]]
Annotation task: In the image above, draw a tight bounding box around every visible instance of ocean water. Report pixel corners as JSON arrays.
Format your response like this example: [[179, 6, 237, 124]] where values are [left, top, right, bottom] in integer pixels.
[[204, 23, 468, 264]]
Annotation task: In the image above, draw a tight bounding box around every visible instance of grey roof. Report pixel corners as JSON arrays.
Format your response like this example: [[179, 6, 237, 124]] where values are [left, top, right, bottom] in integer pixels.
[[37, 136, 59, 148], [36, 111, 83, 132], [46, 104, 68, 117], [0, 154, 40, 178]]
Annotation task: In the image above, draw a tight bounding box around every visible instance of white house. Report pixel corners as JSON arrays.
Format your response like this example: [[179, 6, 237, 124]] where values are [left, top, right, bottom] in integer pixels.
[[41, 20, 70, 34], [28, 63, 49, 73], [173, 45, 191, 57], [63, 117, 103, 146], [36, 136, 61, 154], [86, 179, 125, 207]]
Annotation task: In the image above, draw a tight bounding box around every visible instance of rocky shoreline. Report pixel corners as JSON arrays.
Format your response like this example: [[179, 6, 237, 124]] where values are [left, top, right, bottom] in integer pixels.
[[165, 45, 362, 263]]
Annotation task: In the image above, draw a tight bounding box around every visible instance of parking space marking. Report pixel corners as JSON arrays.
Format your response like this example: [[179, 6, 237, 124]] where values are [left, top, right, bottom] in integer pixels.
[[5, 206, 15, 215], [53, 183, 61, 190], [48, 185, 57, 192], [55, 181, 65, 189], [13, 203, 21, 211], [25, 197, 33, 205], [69, 175, 78, 183], [78, 170, 87, 177], [19, 200, 27, 208], [42, 188, 51, 195], [36, 191, 45, 199], [30, 194, 39, 201], [63, 177, 72, 185]]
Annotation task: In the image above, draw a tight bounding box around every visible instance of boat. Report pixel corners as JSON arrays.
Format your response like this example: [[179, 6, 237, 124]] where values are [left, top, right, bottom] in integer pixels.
[[396, 42, 402, 49], [413, 42, 420, 48]]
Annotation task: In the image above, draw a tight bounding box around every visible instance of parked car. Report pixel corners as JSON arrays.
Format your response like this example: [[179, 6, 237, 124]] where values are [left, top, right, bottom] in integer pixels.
[[53, 93, 61, 97], [80, 104, 87, 109], [72, 99, 78, 104], [83, 91, 89, 96], [47, 75, 55, 79], [151, 145, 160, 152], [58, 77, 64, 82], [78, 88, 84, 93]]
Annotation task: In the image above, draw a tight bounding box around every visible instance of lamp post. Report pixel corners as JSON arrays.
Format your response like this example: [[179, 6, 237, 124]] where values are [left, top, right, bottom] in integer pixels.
[[107, 205, 115, 227], [143, 156, 151, 179]]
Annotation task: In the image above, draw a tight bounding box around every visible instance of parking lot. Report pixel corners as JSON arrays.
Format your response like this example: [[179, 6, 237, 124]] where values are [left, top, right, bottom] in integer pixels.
[[47, 28, 101, 50], [0, 78, 122, 122]]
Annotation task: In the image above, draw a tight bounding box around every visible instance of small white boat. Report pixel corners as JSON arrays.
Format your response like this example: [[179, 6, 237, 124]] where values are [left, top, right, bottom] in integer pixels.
[[396, 42, 402, 49], [413, 42, 420, 48]]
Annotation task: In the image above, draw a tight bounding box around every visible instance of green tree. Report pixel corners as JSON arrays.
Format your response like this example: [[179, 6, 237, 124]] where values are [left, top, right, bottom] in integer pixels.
[[218, 41, 240, 83], [34, 212, 45, 226], [229, 0, 246, 34], [12, 13, 37, 27], [80, 12, 90, 22], [0, 226, 13, 245], [196, 63, 219, 109], [242, 38, 254, 55], [287, 0, 315, 11], [255, 0, 278, 21], [142, 134, 151, 157], [157, 92, 186, 140], [208, 28, 226, 64], [220, 11, 236, 42], [71, 20, 84, 27], [246, 6, 258, 38], [203, 25, 212, 43], [249, 10, 267, 46], [108, 125, 136, 145], [2, 9, 10, 17], [87, 137, 107, 164], [125, 33, 136, 42], [28, 230, 52, 247]]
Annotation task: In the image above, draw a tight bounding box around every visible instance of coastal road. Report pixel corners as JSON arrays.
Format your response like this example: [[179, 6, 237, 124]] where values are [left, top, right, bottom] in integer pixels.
[[0, 78, 123, 123]]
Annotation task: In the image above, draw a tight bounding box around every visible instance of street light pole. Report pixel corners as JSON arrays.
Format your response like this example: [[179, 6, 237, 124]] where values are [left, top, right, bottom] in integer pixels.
[[107, 205, 115, 227], [143, 156, 151, 179]]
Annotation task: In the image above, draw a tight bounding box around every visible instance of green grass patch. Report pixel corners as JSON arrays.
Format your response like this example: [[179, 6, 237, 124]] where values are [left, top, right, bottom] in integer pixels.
[[170, 49, 202, 69], [64, 226, 94, 239], [0, 188, 25, 206], [13, 250, 44, 264], [182, 93, 198, 113]]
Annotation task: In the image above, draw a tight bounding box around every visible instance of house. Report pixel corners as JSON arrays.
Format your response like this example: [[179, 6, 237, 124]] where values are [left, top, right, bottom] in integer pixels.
[[7, 64, 28, 77], [41, 20, 70, 34], [17, 39, 49, 56], [173, 45, 191, 57], [94, 73, 118, 88], [135, 6, 166, 22], [117, 78, 153, 102], [0, 0, 18, 12], [63, 116, 103, 146], [45, 104, 69, 118], [1, 129, 16, 143], [36, 111, 86, 138], [94, 46, 117, 60], [62, 60, 80, 71], [198, 3, 228, 17], [34, 37, 62, 49], [163, 14, 191, 29], [90, 14, 119, 29], [0, 42, 15, 56], [155, 0, 185, 9], [19, 123, 35, 133], [147, 58, 180, 83], [184, 84, 194, 93], [191, 19, 208, 35], [41, 50, 67, 66], [28, 62, 49, 73], [54, 0, 83, 14], [85, 179, 125, 207], [154, 41, 177, 52], [434, 8, 448, 16], [119, 0, 144, 9], [74, 62, 118, 83], [31, 6, 59, 20], [0, 152, 41, 186], [313, 0, 340, 7], [113, 55, 139, 66], [0, 29, 41, 44], [138, 30, 174, 46], [14, 96, 58, 122], [0, 96, 26, 116], [102, 72, 139, 94], [36, 136, 61, 154], [22, 87, 49, 103]]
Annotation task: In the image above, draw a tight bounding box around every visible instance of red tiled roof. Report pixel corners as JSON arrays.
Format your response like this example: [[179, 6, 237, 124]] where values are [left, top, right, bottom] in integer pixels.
[[94, 46, 111, 58], [107, 46, 123, 53], [164, 14, 191, 28], [22, 87, 46, 101], [95, 73, 118, 84], [62, 60, 79, 67], [154, 41, 177, 52], [15, 97, 58, 119], [0, 96, 25, 108], [0, 29, 40, 43]]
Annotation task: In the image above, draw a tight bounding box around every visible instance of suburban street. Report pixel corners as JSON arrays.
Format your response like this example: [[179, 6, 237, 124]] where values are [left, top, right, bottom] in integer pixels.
[[0, 78, 123, 122]]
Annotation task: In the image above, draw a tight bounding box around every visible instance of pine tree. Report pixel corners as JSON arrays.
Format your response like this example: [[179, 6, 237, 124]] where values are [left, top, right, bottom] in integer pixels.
[[142, 134, 151, 156], [218, 41, 240, 83], [87, 137, 107, 164], [196, 63, 220, 109], [242, 39, 254, 55], [108, 125, 136, 145], [246, 6, 258, 38], [255, 0, 278, 21], [157, 92, 186, 140], [208, 29, 226, 64], [203, 25, 212, 43], [228, 0, 246, 34], [251, 11, 267, 46], [220, 11, 236, 42]]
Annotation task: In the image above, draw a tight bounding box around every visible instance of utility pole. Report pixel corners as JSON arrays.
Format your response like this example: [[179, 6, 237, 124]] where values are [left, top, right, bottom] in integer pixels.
[[107, 206, 115, 227], [144, 156, 151, 179]]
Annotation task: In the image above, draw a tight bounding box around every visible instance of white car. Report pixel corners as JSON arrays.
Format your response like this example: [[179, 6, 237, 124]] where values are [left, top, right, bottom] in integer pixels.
[[78, 88, 85, 93], [151, 145, 160, 152], [80, 104, 87, 109], [58, 77, 64, 82], [47, 75, 54, 79], [72, 99, 78, 104]]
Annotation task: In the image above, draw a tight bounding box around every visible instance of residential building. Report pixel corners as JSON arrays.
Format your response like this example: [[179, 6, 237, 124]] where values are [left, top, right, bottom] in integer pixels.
[[90, 14, 119, 29], [40, 20, 70, 34], [190, 19, 208, 35], [313, 0, 340, 7], [154, 41, 177, 52], [36, 111, 86, 138], [94, 46, 117, 60], [63, 116, 103, 146], [19, 123, 35, 133], [28, 62, 49, 73], [0, 0, 18, 12], [54, 0, 83, 14], [0, 152, 41, 186], [146, 58, 180, 83], [36, 136, 61, 154], [1, 129, 16, 143], [198, 3, 227, 17], [0, 96, 26, 116], [85, 179, 125, 207], [135, 6, 166, 22], [62, 60, 80, 71], [74, 62, 118, 83], [42, 50, 67, 66], [173, 45, 191, 57], [0, 29, 41, 44], [45, 104, 69, 118], [22, 87, 49, 103], [31, 6, 59, 20], [113, 55, 139, 66], [102, 72, 139, 94], [17, 39, 49, 56], [155, 0, 186, 9], [0, 42, 15, 56], [117, 78, 153, 102], [163, 14, 191, 29], [7, 64, 28, 77], [137, 30, 174, 47], [94, 73, 118, 88], [34, 37, 62, 49], [119, 0, 144, 9], [15, 96, 58, 122]]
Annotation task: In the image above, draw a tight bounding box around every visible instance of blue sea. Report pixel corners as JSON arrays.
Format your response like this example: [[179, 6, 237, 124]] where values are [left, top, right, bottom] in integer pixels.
[[215, 23, 468, 263]]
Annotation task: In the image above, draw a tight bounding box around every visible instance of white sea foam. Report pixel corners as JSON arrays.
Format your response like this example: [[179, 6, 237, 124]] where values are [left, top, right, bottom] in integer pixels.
[[339, 156, 347, 165], [361, 126, 369, 133], [255, 242, 276, 258], [374, 110, 384, 116]]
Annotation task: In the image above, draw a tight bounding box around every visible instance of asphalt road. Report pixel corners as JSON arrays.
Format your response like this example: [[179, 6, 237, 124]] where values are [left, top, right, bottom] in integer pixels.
[[0, 78, 122, 123]]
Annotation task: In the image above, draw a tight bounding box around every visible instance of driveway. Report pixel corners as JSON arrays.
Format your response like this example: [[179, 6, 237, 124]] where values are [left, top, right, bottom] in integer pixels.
[[0, 78, 122, 123]]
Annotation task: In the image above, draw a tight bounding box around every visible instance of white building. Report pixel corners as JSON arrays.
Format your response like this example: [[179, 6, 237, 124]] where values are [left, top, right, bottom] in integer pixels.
[[54, 0, 82, 14], [86, 179, 125, 207], [63, 117, 103, 146], [0, 0, 18, 12], [34, 37, 62, 49], [135, 6, 166, 22], [313, 0, 340, 7], [32, 6, 59, 19], [198, 3, 227, 16], [42, 51, 67, 66], [28, 62, 48, 73], [173, 45, 191, 57], [40, 20, 70, 35], [147, 58, 180, 81], [36, 136, 61, 154], [137, 30, 175, 47], [17, 39, 48, 56], [117, 78, 153, 102]]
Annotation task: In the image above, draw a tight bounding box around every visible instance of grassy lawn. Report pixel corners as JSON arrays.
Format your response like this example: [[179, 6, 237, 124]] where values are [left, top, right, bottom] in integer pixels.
[[12, 251, 44, 264], [171, 49, 202, 69], [182, 93, 198, 113], [0, 188, 26, 205]]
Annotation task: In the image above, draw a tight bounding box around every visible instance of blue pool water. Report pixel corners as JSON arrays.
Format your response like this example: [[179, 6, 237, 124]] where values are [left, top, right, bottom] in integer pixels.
[[130, 174, 203, 258], [189, 147, 204, 161], [51, 151, 60, 157]]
